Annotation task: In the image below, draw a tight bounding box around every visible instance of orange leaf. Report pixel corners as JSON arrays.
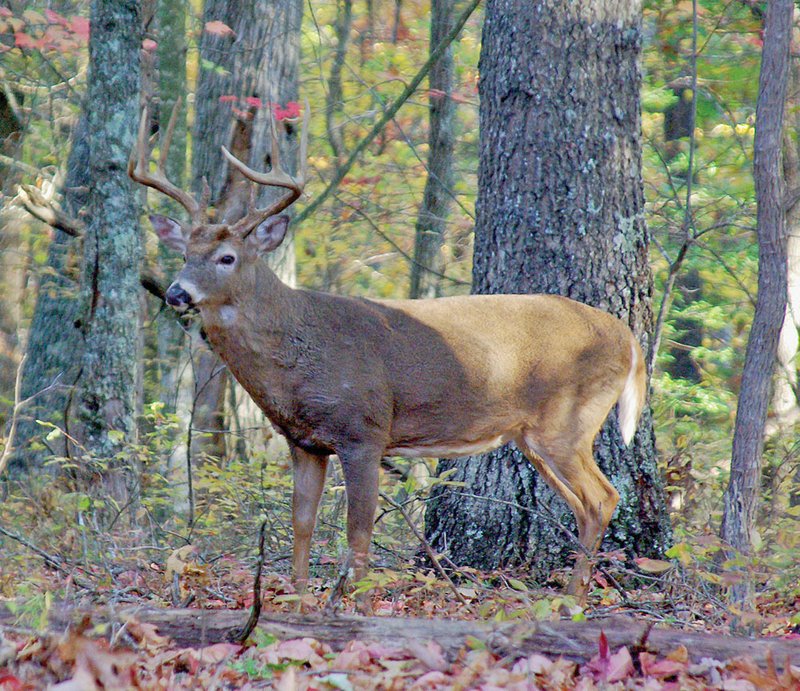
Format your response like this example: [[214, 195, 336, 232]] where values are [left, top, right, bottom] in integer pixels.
[[205, 19, 234, 37]]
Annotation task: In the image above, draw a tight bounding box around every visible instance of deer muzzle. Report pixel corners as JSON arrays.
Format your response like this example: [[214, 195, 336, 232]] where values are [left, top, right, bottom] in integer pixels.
[[165, 282, 194, 311]]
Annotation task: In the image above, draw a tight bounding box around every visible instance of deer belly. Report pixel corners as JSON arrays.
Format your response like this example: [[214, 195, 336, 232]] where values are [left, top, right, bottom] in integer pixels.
[[385, 433, 514, 459]]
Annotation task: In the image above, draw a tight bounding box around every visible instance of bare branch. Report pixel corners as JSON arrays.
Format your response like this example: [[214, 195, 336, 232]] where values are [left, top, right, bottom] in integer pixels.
[[17, 184, 85, 237]]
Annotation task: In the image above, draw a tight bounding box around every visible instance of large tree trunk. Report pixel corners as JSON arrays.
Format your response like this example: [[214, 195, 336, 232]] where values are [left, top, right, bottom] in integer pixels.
[[720, 0, 792, 606], [408, 0, 456, 299], [425, 0, 671, 582], [77, 0, 142, 504]]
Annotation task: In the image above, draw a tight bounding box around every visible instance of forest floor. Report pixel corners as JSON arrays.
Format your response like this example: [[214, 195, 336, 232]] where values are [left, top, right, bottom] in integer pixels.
[[1, 548, 800, 690]]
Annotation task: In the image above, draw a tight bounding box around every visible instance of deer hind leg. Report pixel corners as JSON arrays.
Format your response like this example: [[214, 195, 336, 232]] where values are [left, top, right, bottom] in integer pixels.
[[515, 431, 619, 602], [291, 446, 329, 589]]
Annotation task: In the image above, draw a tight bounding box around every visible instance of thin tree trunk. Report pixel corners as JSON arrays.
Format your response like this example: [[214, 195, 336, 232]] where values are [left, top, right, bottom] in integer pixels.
[[77, 0, 142, 505], [720, 0, 792, 605], [769, 46, 800, 433], [425, 0, 671, 580], [409, 0, 455, 299]]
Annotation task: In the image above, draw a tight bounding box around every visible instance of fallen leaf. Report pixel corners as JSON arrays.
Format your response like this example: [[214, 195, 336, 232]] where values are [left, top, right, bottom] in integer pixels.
[[635, 557, 673, 574]]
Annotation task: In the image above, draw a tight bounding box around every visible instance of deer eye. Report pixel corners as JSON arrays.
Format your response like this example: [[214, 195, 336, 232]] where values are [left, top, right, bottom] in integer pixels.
[[218, 254, 236, 266]]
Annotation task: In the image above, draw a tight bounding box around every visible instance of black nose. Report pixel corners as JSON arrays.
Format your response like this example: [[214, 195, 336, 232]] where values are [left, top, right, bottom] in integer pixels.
[[165, 283, 193, 309]]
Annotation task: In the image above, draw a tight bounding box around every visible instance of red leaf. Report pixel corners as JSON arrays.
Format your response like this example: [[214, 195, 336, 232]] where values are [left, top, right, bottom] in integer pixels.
[[0, 672, 24, 691], [598, 630, 609, 661], [69, 16, 89, 40], [219, 94, 238, 103], [272, 101, 300, 121], [586, 632, 634, 683], [44, 8, 69, 26], [0, 7, 13, 18], [245, 96, 263, 109], [205, 19, 234, 37], [142, 38, 157, 51], [14, 31, 36, 49]]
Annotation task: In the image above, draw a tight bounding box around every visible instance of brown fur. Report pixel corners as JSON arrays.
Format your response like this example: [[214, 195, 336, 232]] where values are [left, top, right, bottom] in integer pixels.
[[164, 223, 646, 603]]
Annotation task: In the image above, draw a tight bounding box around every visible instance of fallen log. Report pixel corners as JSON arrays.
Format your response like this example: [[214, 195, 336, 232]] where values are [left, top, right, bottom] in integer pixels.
[[35, 606, 800, 669]]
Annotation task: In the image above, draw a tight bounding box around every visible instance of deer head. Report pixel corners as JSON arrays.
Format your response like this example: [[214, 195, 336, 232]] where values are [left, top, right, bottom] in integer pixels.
[[129, 98, 309, 311]]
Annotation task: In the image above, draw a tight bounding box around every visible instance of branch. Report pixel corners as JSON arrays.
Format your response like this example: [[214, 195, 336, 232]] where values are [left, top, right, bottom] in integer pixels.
[[380, 491, 471, 610], [0, 355, 65, 478], [16, 185, 172, 303], [17, 184, 85, 236], [294, 0, 482, 225], [0, 523, 96, 592]]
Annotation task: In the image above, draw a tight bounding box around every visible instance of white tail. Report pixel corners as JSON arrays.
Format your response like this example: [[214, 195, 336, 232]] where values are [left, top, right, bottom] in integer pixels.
[[618, 335, 646, 445]]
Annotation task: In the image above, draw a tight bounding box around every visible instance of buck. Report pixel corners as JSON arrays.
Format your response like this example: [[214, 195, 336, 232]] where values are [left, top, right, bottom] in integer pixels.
[[130, 101, 646, 604]]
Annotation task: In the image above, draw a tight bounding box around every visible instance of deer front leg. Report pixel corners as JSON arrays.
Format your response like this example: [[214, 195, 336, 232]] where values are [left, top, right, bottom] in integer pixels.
[[290, 445, 329, 591], [337, 445, 381, 611]]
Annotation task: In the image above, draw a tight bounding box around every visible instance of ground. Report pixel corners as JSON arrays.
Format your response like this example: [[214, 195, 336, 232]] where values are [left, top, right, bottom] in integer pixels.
[[1, 548, 799, 690]]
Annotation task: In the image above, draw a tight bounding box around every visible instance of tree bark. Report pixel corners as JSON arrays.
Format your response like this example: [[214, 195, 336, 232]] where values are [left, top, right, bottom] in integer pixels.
[[425, 0, 671, 580], [408, 0, 456, 299], [721, 0, 792, 603], [77, 0, 142, 502], [10, 119, 90, 473], [769, 42, 800, 433], [181, 0, 303, 469]]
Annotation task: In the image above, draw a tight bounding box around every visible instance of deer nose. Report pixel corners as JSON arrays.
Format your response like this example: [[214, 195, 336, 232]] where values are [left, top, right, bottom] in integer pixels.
[[165, 283, 193, 310]]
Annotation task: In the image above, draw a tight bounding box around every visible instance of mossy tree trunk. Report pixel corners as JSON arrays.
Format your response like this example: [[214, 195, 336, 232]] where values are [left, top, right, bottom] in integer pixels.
[[77, 0, 142, 505], [425, 0, 671, 581]]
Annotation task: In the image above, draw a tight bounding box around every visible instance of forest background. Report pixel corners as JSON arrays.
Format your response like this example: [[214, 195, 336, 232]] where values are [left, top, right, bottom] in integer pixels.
[[1, 0, 800, 681]]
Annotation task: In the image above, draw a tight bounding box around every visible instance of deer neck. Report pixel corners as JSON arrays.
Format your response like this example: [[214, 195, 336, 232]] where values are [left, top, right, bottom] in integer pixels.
[[200, 261, 299, 345]]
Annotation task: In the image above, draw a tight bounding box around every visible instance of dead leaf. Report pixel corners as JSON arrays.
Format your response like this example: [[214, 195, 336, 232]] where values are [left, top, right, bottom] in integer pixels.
[[406, 640, 447, 672], [634, 557, 673, 574], [204, 20, 234, 37]]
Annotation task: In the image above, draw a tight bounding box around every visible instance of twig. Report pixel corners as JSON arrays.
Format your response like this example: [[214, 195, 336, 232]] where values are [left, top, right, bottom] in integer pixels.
[[339, 197, 469, 286], [231, 519, 268, 643], [0, 355, 65, 477], [324, 550, 353, 615], [380, 491, 471, 610], [0, 523, 96, 592], [16, 185, 171, 303], [443, 490, 630, 603]]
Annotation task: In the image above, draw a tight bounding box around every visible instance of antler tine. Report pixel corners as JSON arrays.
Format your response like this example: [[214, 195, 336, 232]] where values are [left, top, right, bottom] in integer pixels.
[[128, 98, 203, 225], [224, 100, 310, 236]]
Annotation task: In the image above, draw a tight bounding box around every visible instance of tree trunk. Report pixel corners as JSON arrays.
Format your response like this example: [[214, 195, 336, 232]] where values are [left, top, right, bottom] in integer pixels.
[[178, 0, 303, 472], [425, 0, 671, 581], [150, 0, 189, 415], [35, 606, 800, 671], [769, 47, 800, 433], [408, 0, 456, 299], [720, 0, 792, 605], [10, 119, 89, 474], [77, 0, 142, 504]]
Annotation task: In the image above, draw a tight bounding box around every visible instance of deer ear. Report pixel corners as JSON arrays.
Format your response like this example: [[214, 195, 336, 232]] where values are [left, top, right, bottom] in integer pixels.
[[150, 215, 186, 253], [249, 215, 289, 255]]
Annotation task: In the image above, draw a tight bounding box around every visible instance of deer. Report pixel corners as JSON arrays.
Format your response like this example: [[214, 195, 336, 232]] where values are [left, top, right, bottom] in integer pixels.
[[130, 100, 647, 607]]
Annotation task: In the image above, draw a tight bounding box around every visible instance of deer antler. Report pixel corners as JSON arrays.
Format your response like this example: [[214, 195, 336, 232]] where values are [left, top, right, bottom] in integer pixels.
[[128, 98, 204, 225], [224, 99, 309, 237]]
